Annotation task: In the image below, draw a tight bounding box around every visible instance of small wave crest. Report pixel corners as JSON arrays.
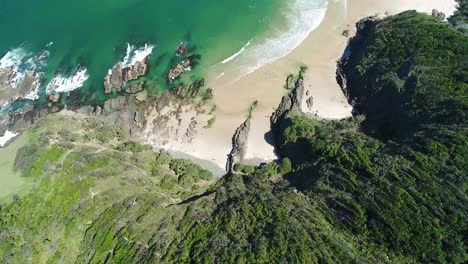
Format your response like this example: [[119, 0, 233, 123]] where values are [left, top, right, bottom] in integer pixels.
[[0, 47, 49, 90], [222, 0, 328, 77], [221, 41, 251, 64], [121, 43, 154, 68], [46, 66, 89, 94]]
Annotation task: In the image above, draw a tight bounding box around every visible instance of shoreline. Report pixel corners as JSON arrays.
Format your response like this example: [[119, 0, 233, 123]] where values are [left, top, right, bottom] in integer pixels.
[[155, 0, 457, 173]]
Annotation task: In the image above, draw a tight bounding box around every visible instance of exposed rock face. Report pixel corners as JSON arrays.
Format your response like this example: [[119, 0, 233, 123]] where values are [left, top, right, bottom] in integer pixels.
[[172, 79, 206, 99], [97, 77, 215, 148], [125, 82, 145, 94], [306, 96, 314, 110], [48, 93, 61, 104], [96, 90, 215, 147], [0, 113, 9, 136], [176, 42, 187, 56], [168, 58, 191, 84], [226, 119, 250, 172], [271, 78, 306, 129], [0, 67, 42, 107], [336, 16, 379, 113], [104, 60, 148, 94], [104, 63, 123, 93], [431, 9, 446, 20], [0, 105, 48, 147], [125, 60, 148, 82]]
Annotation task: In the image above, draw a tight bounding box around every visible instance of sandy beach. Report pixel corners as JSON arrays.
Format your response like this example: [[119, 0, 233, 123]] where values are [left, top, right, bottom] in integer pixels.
[[159, 0, 457, 173]]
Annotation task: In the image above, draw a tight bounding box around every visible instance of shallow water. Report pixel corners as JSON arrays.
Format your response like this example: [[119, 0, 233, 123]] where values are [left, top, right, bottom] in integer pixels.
[[0, 0, 328, 107], [0, 0, 282, 101]]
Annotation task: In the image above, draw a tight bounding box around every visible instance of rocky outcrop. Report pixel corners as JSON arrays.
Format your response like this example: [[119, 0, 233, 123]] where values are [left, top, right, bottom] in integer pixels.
[[168, 58, 192, 84], [0, 67, 42, 107], [431, 9, 446, 20], [104, 60, 148, 94], [125, 82, 145, 94], [336, 16, 380, 113], [0, 104, 48, 147], [96, 77, 215, 148], [176, 42, 187, 56], [226, 119, 250, 172], [271, 78, 306, 129], [306, 96, 314, 110]]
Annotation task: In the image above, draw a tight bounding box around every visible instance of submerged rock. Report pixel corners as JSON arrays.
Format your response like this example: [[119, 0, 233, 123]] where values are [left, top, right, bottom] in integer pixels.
[[168, 58, 191, 84], [176, 42, 188, 56]]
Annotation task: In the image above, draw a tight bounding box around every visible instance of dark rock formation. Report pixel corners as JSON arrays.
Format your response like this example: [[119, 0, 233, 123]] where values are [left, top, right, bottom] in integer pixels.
[[104, 60, 148, 94], [306, 96, 314, 110], [176, 42, 187, 56], [125, 82, 145, 94], [271, 78, 306, 129], [284, 74, 295, 90], [168, 58, 191, 84], [432, 9, 446, 20], [226, 119, 250, 172], [0, 67, 42, 106], [104, 63, 123, 93]]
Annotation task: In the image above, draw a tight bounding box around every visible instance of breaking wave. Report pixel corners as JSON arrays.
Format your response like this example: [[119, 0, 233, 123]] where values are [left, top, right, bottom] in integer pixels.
[[218, 0, 328, 77], [0, 47, 49, 88], [46, 66, 89, 94], [221, 41, 251, 64], [0, 130, 18, 147], [121, 43, 154, 68]]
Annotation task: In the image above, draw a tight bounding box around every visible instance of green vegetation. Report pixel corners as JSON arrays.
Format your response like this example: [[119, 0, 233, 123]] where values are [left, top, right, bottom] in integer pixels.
[[0, 134, 34, 203], [278, 157, 292, 174], [205, 116, 216, 128], [0, 10, 467, 264], [450, 0, 468, 33], [247, 100, 259, 120], [339, 10, 467, 139], [0, 114, 214, 263], [114, 140, 152, 152]]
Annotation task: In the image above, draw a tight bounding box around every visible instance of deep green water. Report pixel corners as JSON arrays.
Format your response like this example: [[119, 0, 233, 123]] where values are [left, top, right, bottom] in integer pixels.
[[0, 0, 285, 102]]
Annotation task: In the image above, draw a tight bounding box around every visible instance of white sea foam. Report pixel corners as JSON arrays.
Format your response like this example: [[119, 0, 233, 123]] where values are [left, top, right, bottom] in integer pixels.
[[46, 66, 89, 94], [0, 47, 49, 89], [0, 130, 18, 147], [221, 41, 251, 64], [0, 48, 28, 69], [24, 73, 43, 100], [227, 0, 328, 77], [121, 43, 154, 68], [0, 48, 30, 87]]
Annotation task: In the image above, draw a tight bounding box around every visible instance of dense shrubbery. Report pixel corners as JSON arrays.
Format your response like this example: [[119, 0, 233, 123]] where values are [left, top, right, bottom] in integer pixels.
[[114, 140, 152, 152], [164, 11, 467, 263], [0, 115, 214, 263], [450, 0, 468, 33], [340, 11, 467, 139]]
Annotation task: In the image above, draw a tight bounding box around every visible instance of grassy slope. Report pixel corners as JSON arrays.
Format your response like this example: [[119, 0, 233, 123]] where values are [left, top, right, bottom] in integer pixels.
[[0, 113, 214, 263], [0, 10, 467, 264], [0, 133, 33, 203]]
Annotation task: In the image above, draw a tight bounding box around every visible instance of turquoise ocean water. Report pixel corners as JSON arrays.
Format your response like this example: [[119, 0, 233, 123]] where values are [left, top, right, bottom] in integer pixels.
[[0, 0, 328, 106]]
